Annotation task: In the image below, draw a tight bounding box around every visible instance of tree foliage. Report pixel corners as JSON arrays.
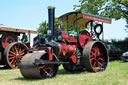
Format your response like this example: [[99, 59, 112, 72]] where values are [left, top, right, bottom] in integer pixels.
[[37, 20, 48, 35], [37, 17, 60, 35], [112, 38, 128, 51], [74, 0, 128, 20], [54, 17, 61, 31]]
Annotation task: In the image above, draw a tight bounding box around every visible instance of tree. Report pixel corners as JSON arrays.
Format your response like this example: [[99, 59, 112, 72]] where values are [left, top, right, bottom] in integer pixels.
[[54, 17, 61, 31], [112, 38, 128, 51], [37, 20, 48, 35], [126, 8, 128, 28], [37, 17, 60, 35], [74, 0, 128, 20]]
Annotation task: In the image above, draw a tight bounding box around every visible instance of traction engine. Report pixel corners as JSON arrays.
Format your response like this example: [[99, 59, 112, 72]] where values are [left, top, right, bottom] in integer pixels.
[[19, 6, 109, 79]]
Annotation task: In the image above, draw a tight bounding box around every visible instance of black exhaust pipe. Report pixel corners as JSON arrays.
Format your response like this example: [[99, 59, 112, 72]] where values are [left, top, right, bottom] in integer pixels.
[[48, 6, 55, 40]]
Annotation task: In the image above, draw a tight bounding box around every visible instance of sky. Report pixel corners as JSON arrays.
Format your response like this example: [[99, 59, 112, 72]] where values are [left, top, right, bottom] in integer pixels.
[[0, 0, 127, 41]]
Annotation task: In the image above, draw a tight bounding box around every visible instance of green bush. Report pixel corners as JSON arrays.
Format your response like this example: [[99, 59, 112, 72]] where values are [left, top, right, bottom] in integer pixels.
[[112, 38, 128, 51]]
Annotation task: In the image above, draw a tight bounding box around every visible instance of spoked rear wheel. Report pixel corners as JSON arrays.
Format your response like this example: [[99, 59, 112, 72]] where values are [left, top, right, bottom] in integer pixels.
[[20, 52, 58, 79], [82, 41, 109, 72], [4, 42, 28, 69]]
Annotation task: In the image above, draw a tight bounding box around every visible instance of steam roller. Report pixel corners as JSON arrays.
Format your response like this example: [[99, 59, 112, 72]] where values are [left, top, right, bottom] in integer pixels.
[[19, 6, 112, 79]]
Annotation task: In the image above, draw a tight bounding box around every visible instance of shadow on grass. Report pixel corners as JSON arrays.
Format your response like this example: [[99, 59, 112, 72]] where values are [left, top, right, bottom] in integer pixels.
[[14, 77, 42, 81], [14, 69, 86, 81], [57, 69, 86, 75]]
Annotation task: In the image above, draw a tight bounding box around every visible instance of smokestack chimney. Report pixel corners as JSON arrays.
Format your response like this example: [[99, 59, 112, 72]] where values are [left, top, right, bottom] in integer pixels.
[[48, 6, 55, 40]]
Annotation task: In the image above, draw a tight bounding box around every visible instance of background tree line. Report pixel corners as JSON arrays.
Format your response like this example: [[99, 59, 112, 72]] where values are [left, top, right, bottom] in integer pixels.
[[112, 38, 128, 51]]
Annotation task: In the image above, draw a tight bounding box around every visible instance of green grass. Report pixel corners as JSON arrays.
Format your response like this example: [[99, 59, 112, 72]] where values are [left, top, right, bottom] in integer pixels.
[[0, 60, 128, 85]]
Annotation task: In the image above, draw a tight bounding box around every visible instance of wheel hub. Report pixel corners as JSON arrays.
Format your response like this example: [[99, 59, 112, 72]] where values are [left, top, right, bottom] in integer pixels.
[[17, 54, 21, 58]]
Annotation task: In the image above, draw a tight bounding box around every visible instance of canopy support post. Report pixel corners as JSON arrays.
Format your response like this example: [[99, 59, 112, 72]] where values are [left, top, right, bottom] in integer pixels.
[[66, 15, 69, 31], [28, 33, 30, 42], [102, 23, 104, 41], [90, 21, 93, 37]]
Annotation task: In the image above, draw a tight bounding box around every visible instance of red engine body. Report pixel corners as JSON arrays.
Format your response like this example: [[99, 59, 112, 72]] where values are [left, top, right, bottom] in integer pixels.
[[32, 30, 91, 64], [57, 43, 76, 57], [37, 30, 91, 63]]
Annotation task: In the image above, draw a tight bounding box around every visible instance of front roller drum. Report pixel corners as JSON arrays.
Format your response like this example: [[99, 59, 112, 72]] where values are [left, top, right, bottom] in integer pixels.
[[20, 52, 58, 79], [82, 41, 109, 72]]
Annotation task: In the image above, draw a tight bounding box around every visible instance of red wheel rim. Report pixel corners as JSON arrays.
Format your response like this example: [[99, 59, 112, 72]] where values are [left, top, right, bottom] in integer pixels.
[[37, 54, 58, 78], [2, 33, 18, 48], [38, 64, 53, 78], [90, 47, 104, 71], [7, 43, 28, 69], [83, 41, 108, 72]]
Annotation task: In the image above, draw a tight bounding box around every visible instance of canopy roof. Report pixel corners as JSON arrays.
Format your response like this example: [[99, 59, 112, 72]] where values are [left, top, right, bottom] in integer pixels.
[[59, 12, 112, 28], [0, 26, 37, 34]]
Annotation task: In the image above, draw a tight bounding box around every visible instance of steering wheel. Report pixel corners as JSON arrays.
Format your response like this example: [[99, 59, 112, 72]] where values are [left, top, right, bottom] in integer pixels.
[[94, 24, 103, 40]]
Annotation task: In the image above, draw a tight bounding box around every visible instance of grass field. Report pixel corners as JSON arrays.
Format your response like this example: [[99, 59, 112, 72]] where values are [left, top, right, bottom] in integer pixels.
[[0, 60, 128, 85]]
